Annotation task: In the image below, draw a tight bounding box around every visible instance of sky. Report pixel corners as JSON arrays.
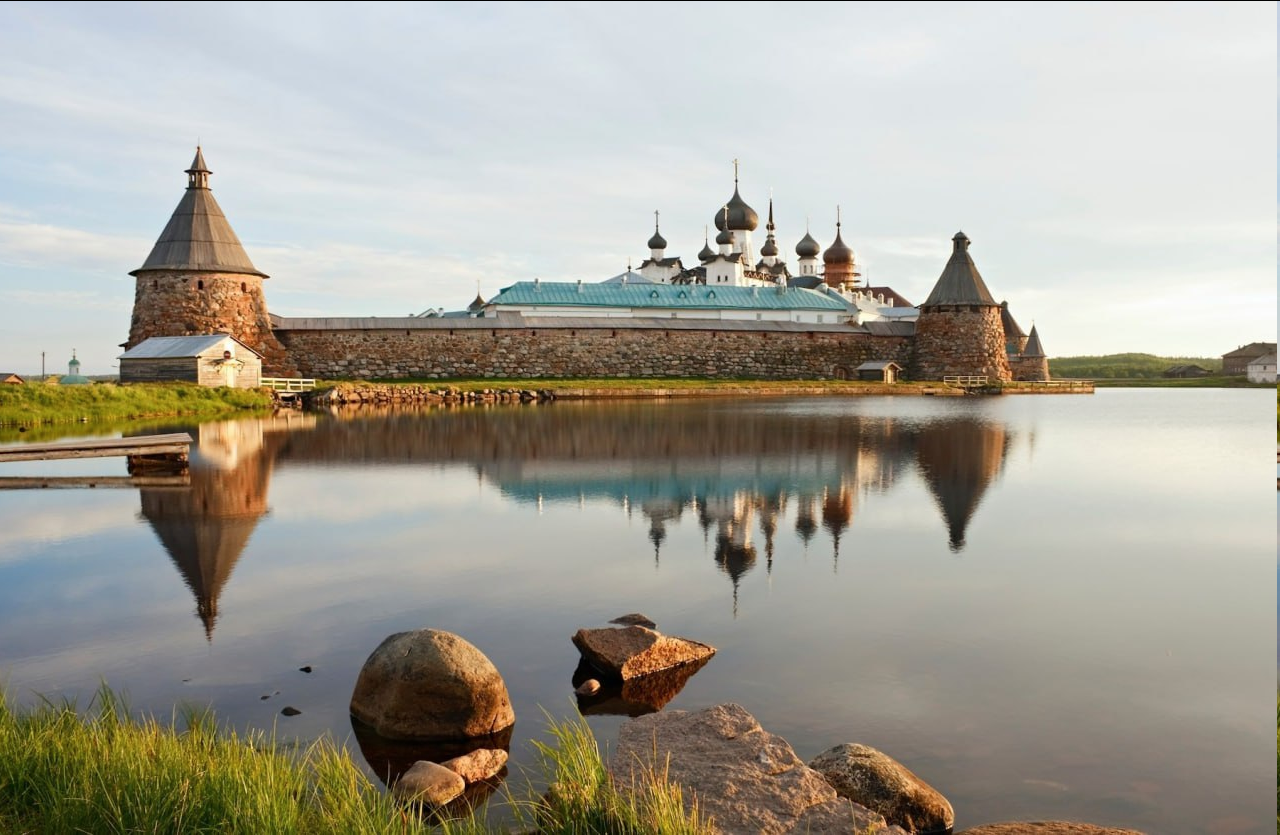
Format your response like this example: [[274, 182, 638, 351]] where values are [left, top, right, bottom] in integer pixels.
[[0, 2, 1274, 376]]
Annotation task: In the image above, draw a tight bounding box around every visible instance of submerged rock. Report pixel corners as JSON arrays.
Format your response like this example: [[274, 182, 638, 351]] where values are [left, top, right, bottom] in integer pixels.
[[808, 743, 953, 834], [350, 628, 514, 740], [572, 624, 715, 680], [392, 760, 465, 806], [574, 678, 602, 696], [613, 703, 904, 834], [609, 612, 657, 629]]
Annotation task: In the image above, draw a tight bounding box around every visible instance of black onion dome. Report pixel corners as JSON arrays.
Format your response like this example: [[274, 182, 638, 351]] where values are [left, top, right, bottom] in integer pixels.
[[647, 230, 667, 250], [715, 227, 734, 246], [713, 186, 759, 232], [823, 229, 854, 265], [698, 241, 716, 261], [795, 231, 820, 258], [760, 237, 778, 257]]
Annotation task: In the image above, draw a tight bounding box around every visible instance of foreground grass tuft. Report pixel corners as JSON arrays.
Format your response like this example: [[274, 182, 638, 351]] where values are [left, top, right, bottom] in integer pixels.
[[0, 687, 711, 835], [517, 710, 708, 835]]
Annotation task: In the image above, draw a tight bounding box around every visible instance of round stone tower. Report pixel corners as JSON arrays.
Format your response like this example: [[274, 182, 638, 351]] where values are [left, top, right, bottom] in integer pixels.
[[127, 148, 293, 375], [910, 232, 1011, 382]]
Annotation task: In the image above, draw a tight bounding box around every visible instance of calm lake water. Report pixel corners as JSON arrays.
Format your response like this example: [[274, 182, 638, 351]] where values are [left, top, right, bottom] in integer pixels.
[[0, 389, 1273, 834]]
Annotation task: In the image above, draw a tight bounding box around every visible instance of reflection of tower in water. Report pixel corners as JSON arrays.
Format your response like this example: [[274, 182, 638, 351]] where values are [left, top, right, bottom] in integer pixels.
[[704, 493, 756, 616], [138, 420, 275, 640], [794, 493, 818, 549], [820, 485, 854, 571], [913, 418, 1011, 552]]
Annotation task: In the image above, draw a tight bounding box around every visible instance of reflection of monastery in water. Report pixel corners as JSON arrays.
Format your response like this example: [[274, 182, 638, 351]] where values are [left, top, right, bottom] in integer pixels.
[[137, 417, 310, 639], [134, 405, 1014, 628], [268, 404, 1015, 609]]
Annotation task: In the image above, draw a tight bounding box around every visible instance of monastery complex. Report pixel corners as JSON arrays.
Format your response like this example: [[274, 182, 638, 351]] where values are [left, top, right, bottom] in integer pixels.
[[123, 149, 1049, 384]]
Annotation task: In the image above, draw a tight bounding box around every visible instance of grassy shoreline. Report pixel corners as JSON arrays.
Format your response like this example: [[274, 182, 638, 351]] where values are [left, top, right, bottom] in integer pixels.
[[0, 382, 274, 428], [0, 687, 709, 835]]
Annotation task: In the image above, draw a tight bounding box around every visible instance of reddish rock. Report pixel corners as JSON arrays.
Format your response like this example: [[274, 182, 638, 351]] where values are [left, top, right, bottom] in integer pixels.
[[392, 760, 465, 805], [613, 703, 905, 834], [809, 743, 953, 834], [572, 625, 715, 680], [440, 748, 508, 784]]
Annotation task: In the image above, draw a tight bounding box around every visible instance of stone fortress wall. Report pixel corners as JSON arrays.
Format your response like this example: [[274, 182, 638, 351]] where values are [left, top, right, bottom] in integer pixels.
[[275, 319, 913, 380]]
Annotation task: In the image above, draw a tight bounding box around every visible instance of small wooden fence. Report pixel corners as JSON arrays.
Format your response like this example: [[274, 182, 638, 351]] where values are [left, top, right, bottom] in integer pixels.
[[943, 375, 990, 392], [261, 377, 316, 392]]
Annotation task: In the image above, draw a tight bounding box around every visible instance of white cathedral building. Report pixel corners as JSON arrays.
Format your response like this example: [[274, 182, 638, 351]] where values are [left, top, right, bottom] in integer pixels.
[[481, 163, 918, 325]]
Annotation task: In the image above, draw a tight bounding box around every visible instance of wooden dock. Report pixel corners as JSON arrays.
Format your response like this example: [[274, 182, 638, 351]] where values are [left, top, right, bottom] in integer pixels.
[[0, 433, 193, 470], [0, 474, 191, 490]]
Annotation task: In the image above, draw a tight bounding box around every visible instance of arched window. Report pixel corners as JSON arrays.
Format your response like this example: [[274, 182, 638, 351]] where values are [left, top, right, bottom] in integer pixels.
[[197, 280, 204, 290]]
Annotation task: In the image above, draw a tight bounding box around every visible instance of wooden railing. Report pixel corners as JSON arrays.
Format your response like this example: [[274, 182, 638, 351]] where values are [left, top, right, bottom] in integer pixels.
[[942, 375, 989, 388], [261, 377, 316, 392]]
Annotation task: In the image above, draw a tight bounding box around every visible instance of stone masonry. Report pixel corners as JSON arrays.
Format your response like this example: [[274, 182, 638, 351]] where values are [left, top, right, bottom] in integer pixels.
[[276, 323, 912, 381], [128, 271, 295, 375], [910, 306, 1010, 382]]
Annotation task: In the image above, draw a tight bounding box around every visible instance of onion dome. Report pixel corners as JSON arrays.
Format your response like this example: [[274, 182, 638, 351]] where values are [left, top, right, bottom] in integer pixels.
[[647, 211, 667, 250], [823, 233, 854, 264], [795, 231, 820, 258], [760, 237, 778, 257], [698, 241, 716, 261], [715, 227, 734, 246], [824, 210, 854, 265], [712, 162, 759, 231], [713, 186, 759, 232]]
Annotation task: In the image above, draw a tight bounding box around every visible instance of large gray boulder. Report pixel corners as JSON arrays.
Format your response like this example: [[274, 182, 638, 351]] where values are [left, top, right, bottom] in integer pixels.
[[350, 629, 515, 740], [613, 703, 907, 834], [572, 624, 715, 679], [957, 825, 1146, 834], [809, 743, 954, 834]]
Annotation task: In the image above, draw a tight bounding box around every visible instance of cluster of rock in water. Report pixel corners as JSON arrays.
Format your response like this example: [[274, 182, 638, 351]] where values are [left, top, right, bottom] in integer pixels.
[[307, 384, 555, 406], [347, 622, 1144, 834]]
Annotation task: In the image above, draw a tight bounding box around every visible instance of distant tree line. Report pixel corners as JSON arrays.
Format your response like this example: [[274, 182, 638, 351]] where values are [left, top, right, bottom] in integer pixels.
[[1048, 353, 1223, 379]]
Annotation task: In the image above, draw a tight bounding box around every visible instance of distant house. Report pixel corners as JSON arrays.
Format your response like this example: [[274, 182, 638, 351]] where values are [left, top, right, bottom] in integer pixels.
[[1163, 364, 1211, 379], [856, 360, 903, 383], [0, 373, 23, 384], [1246, 353, 1276, 384], [1221, 342, 1276, 375], [119, 334, 262, 388]]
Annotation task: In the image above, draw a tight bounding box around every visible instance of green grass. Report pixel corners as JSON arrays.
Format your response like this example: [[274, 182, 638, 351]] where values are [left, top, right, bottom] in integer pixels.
[[516, 710, 707, 834], [1088, 375, 1270, 388], [1049, 352, 1222, 379], [0, 382, 274, 427], [0, 687, 712, 835]]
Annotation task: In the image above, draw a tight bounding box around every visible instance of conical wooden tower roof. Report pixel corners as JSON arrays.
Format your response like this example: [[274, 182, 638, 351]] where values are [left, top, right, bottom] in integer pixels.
[[1023, 324, 1045, 357], [131, 147, 267, 278], [920, 231, 996, 308]]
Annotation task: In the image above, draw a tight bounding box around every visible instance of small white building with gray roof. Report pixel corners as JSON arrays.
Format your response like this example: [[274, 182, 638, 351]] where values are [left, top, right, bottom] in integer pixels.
[[119, 334, 262, 388]]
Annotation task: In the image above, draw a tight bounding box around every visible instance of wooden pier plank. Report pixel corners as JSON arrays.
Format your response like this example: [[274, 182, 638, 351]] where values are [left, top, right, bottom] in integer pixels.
[[0, 475, 191, 490], [0, 433, 193, 463]]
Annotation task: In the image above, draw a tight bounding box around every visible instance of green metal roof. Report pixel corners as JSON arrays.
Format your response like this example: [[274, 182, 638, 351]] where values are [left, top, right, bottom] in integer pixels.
[[488, 281, 847, 311]]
